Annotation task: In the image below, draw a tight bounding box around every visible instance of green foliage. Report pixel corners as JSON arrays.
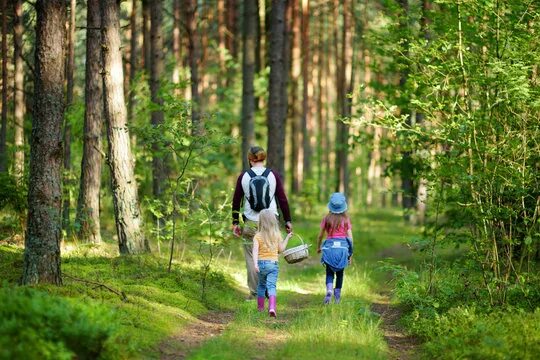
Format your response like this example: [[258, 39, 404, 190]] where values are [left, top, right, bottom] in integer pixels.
[[0, 285, 116, 360], [0, 245, 241, 359]]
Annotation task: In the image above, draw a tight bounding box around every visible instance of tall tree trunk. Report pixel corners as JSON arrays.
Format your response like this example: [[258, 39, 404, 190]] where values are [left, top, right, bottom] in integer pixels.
[[226, 0, 238, 60], [172, 0, 182, 92], [62, 0, 76, 235], [13, 0, 25, 180], [101, 0, 147, 255], [218, 0, 227, 85], [185, 0, 203, 136], [150, 0, 166, 196], [289, 0, 301, 193], [300, 0, 311, 184], [0, 0, 8, 173], [142, 0, 151, 73], [22, 0, 66, 285], [266, 0, 287, 177], [127, 0, 138, 124], [76, 0, 102, 244], [398, 0, 415, 218], [241, 0, 257, 170], [335, 0, 353, 195]]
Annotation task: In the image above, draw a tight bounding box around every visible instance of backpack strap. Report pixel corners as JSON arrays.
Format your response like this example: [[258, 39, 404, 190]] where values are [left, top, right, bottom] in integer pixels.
[[261, 168, 271, 178], [247, 169, 257, 178]]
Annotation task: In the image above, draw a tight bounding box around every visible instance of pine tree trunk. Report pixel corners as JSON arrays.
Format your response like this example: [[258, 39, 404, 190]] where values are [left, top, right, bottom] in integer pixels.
[[100, 0, 147, 255], [226, 0, 238, 60], [22, 0, 66, 285], [398, 0, 415, 218], [127, 0, 138, 124], [172, 0, 181, 91], [76, 0, 102, 244], [335, 0, 353, 195], [300, 0, 311, 183], [13, 0, 25, 180], [266, 0, 287, 177], [0, 0, 8, 173], [185, 0, 203, 136], [241, 0, 256, 170], [62, 0, 76, 235], [289, 0, 301, 193], [218, 0, 227, 83], [142, 0, 151, 73], [150, 0, 166, 196]]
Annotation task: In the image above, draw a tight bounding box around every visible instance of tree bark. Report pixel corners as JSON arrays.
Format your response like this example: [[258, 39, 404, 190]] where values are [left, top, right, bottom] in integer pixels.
[[150, 0, 166, 197], [185, 0, 203, 136], [100, 0, 147, 254], [241, 0, 257, 170], [172, 0, 182, 91], [22, 0, 66, 285], [62, 0, 76, 235], [398, 0, 415, 217], [142, 0, 151, 73], [226, 0, 238, 60], [127, 0, 138, 124], [300, 0, 311, 183], [266, 0, 287, 178], [289, 0, 301, 193], [335, 0, 353, 195], [0, 0, 8, 173], [13, 0, 24, 180], [76, 0, 102, 244]]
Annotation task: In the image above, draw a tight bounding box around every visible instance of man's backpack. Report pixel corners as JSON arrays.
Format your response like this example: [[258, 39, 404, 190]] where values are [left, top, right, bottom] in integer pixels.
[[246, 168, 272, 212]]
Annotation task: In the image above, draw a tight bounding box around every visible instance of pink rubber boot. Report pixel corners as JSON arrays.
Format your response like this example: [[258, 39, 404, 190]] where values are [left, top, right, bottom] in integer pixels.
[[257, 297, 265, 311], [268, 295, 277, 317]]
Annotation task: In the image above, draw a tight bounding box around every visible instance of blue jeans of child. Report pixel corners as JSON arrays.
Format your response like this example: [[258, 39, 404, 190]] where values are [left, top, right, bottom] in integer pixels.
[[257, 260, 279, 297]]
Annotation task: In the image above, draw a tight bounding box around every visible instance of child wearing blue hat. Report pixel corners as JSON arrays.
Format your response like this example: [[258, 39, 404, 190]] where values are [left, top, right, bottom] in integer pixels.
[[316, 192, 354, 304]]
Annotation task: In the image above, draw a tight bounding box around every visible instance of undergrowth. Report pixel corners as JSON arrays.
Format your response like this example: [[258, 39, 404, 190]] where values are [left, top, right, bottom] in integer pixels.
[[0, 244, 240, 359], [387, 257, 540, 359]]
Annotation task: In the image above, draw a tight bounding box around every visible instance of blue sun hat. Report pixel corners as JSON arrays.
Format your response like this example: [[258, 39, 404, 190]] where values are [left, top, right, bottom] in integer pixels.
[[327, 192, 348, 214]]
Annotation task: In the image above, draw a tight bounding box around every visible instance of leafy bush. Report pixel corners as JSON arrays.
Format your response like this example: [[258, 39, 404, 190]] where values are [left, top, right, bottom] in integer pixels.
[[0, 286, 116, 360], [421, 307, 540, 360]]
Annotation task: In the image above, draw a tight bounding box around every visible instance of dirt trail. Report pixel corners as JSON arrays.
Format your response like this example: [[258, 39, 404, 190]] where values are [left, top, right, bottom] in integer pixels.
[[371, 294, 419, 360], [159, 311, 234, 359]]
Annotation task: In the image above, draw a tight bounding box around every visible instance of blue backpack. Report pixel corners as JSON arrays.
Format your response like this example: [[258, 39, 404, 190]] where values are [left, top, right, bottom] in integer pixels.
[[246, 168, 272, 212]]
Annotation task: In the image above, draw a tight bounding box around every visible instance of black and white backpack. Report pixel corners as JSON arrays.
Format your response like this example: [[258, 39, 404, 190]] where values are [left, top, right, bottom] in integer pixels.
[[246, 168, 272, 212]]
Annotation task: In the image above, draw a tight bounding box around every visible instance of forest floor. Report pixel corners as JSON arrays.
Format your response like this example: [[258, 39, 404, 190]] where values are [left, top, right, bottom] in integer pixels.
[[157, 208, 421, 360]]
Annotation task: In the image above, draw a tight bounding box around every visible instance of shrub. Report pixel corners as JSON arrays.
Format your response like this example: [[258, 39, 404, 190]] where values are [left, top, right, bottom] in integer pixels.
[[0, 286, 116, 360]]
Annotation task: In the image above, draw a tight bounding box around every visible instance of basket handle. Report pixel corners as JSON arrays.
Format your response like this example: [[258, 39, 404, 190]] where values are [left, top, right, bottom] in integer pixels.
[[288, 233, 310, 247]]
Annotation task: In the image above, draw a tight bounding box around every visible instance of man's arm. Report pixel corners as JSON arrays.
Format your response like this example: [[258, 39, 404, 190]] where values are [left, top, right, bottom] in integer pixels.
[[232, 172, 245, 226], [273, 171, 292, 231]]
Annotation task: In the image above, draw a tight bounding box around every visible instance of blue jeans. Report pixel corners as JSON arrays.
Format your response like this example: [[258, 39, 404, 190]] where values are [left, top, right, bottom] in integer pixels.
[[257, 260, 279, 297]]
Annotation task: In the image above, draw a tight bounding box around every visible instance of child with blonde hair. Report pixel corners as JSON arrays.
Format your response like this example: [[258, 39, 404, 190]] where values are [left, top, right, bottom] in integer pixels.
[[317, 193, 354, 304], [253, 209, 293, 317]]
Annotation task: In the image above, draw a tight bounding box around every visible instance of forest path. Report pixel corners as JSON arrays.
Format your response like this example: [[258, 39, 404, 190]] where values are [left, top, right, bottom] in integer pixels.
[[371, 292, 419, 360], [159, 311, 235, 359], [158, 208, 421, 359]]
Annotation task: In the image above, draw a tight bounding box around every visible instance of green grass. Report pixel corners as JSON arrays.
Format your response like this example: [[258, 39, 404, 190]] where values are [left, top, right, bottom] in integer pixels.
[[0, 207, 419, 359], [188, 207, 415, 360], [0, 243, 241, 359]]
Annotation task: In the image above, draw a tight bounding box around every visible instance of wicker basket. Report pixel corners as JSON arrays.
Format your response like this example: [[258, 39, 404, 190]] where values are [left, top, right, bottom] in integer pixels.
[[282, 234, 310, 264]]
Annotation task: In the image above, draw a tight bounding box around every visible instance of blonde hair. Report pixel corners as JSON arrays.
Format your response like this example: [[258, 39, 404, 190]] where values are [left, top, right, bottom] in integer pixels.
[[257, 209, 281, 252]]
